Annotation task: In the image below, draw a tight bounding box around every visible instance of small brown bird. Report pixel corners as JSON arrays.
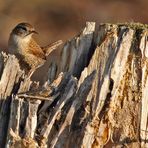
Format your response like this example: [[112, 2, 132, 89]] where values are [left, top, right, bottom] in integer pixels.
[[8, 22, 62, 73]]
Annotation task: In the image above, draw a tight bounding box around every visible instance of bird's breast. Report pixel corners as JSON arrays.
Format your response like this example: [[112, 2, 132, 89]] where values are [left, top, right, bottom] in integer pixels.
[[8, 34, 30, 55]]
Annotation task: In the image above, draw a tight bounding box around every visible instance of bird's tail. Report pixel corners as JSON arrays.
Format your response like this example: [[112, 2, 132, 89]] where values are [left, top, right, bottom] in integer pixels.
[[42, 40, 63, 56]]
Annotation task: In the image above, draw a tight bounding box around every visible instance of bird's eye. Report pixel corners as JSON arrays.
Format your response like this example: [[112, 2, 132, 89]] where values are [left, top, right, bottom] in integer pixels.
[[17, 25, 27, 31], [20, 26, 27, 31]]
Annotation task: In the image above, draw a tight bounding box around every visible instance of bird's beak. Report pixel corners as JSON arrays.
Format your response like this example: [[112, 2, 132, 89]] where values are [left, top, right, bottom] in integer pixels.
[[31, 30, 38, 34]]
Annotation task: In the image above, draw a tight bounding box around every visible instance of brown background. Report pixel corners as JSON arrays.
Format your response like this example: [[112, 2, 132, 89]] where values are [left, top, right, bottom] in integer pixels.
[[0, 0, 147, 49]]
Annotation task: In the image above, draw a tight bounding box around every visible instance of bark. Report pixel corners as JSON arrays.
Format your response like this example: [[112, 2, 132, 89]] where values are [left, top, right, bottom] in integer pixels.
[[0, 22, 147, 148]]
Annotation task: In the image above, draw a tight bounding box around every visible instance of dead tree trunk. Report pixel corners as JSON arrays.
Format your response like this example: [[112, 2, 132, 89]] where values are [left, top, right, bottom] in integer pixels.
[[0, 22, 148, 148]]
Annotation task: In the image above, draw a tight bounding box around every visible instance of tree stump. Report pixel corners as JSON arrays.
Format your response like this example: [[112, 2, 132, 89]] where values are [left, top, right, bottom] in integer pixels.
[[0, 22, 148, 148]]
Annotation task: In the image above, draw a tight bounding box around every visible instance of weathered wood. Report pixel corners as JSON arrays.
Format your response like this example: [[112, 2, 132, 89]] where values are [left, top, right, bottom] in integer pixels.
[[0, 22, 147, 148], [56, 22, 96, 78]]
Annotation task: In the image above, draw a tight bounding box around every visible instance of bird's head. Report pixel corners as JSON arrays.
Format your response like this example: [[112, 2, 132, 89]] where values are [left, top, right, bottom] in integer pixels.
[[11, 22, 38, 38]]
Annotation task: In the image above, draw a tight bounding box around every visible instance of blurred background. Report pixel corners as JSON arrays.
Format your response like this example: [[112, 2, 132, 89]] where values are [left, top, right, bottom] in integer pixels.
[[0, 0, 147, 50]]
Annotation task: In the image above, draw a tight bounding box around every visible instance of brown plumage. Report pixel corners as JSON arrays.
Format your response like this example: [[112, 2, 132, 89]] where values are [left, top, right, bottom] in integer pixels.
[[8, 22, 62, 71]]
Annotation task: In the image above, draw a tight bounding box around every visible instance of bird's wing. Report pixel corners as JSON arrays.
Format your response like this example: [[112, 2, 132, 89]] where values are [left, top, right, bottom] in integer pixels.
[[28, 39, 46, 60], [42, 40, 63, 56]]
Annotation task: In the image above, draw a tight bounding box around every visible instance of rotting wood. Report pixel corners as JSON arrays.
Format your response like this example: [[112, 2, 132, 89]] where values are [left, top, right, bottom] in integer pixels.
[[0, 22, 147, 148]]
